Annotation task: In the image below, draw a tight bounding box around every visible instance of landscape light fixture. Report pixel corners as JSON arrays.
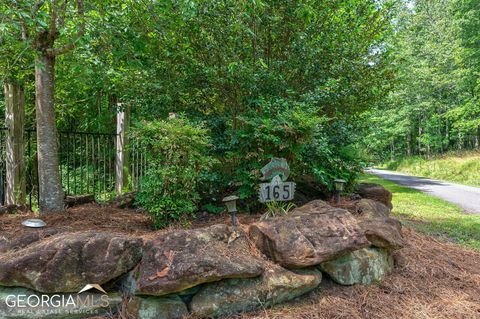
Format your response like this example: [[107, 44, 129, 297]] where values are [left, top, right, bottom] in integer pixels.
[[222, 195, 239, 226], [22, 218, 46, 228], [333, 179, 346, 204]]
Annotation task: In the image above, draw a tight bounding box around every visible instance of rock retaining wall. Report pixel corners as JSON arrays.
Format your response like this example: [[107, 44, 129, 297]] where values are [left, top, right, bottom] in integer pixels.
[[0, 183, 404, 319]]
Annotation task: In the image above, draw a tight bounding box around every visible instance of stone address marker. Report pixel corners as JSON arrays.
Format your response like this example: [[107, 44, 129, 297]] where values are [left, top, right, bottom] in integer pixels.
[[259, 158, 296, 203]]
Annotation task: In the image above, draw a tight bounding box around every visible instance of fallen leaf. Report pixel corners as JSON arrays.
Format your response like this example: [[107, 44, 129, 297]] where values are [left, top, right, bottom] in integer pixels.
[[148, 267, 170, 281]]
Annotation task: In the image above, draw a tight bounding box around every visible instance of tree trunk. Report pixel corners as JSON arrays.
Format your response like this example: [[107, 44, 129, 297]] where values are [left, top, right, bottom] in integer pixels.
[[4, 82, 26, 205], [115, 104, 130, 194], [390, 139, 395, 161], [407, 131, 412, 157], [445, 119, 450, 151], [418, 126, 422, 155], [476, 126, 480, 149], [35, 54, 64, 214]]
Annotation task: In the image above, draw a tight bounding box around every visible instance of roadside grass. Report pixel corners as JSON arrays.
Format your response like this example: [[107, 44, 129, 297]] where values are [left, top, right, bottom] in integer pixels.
[[360, 173, 480, 250], [379, 151, 480, 187]]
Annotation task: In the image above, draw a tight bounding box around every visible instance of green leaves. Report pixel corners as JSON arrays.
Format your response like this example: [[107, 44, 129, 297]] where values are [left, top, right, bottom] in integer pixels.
[[362, 0, 480, 161], [131, 117, 215, 228]]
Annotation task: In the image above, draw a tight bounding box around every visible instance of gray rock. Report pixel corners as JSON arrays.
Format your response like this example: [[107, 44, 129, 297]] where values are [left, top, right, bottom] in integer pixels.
[[190, 265, 321, 318], [320, 248, 394, 285], [0, 286, 121, 319], [126, 295, 188, 319]]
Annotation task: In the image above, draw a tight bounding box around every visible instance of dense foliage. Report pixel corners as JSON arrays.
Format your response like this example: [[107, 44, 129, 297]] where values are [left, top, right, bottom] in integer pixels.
[[362, 0, 480, 162], [1, 0, 396, 217], [132, 118, 213, 227]]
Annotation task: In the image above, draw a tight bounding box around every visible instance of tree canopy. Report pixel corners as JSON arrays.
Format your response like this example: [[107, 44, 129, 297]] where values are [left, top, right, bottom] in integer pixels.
[[2, 0, 478, 216], [362, 0, 480, 161]]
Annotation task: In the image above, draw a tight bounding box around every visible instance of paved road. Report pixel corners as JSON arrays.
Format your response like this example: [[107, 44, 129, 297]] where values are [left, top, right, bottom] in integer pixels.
[[366, 168, 480, 214]]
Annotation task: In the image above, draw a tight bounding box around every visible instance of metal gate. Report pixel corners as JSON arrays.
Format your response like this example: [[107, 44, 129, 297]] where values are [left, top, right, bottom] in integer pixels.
[[0, 128, 147, 209]]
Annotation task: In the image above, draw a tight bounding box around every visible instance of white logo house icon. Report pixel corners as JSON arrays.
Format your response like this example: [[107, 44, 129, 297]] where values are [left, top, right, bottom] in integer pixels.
[[78, 284, 107, 294]]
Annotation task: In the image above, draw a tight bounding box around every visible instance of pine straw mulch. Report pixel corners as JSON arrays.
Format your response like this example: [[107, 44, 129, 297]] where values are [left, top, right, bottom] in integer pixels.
[[0, 203, 153, 240], [0, 203, 262, 242], [2, 204, 480, 318], [232, 227, 480, 319]]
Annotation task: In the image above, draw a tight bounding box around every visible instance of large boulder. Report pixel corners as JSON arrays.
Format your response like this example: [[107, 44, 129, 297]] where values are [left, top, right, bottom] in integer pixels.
[[291, 199, 332, 215], [126, 295, 188, 319], [320, 248, 394, 285], [135, 224, 264, 296], [359, 217, 405, 250], [356, 183, 393, 209], [190, 265, 322, 318], [0, 232, 143, 293], [0, 286, 122, 319], [249, 207, 370, 268], [0, 229, 59, 254], [354, 198, 391, 219]]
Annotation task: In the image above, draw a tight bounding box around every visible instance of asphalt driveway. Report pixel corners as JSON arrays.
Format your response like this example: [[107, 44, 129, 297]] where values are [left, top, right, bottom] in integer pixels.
[[366, 169, 480, 215]]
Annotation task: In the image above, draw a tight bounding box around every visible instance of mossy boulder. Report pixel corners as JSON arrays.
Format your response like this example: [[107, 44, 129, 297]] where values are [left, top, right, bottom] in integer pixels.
[[0, 286, 122, 319], [354, 198, 391, 219], [126, 295, 188, 319], [320, 248, 394, 285], [190, 265, 322, 318]]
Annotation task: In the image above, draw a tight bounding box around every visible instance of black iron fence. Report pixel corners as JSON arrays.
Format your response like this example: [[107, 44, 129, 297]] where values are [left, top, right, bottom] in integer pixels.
[[129, 138, 150, 191], [0, 128, 148, 209], [59, 131, 117, 201]]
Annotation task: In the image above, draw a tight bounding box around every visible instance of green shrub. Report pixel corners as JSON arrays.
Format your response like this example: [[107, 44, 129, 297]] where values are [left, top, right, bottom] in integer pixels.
[[131, 117, 214, 228], [226, 98, 324, 200], [212, 97, 363, 203], [302, 121, 364, 191]]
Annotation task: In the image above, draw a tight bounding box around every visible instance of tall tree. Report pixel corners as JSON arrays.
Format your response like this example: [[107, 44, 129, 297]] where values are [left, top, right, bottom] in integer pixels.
[[1, 1, 35, 205], [5, 0, 86, 213], [361, 0, 480, 161]]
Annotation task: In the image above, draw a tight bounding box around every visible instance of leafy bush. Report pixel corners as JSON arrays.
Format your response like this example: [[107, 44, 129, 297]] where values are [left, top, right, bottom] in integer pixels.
[[302, 121, 364, 191], [260, 201, 296, 221], [224, 98, 324, 201], [199, 96, 364, 208], [131, 118, 214, 228]]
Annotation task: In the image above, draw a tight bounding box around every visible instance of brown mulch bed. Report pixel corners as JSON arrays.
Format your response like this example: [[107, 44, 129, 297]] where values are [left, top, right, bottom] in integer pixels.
[[0, 203, 262, 241], [2, 204, 480, 318], [0, 203, 153, 238]]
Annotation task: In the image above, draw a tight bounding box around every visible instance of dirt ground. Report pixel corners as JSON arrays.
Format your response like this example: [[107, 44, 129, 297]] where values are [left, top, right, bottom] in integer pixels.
[[1, 204, 480, 319]]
